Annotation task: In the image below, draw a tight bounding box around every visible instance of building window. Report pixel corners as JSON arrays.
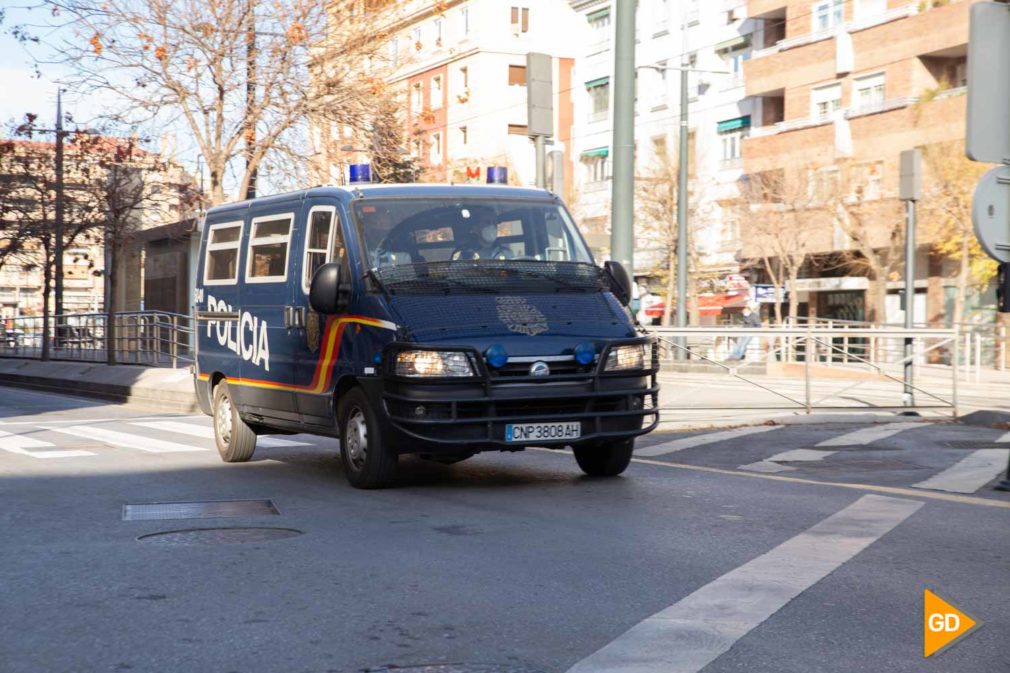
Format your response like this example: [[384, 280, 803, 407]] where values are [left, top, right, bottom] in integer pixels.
[[431, 75, 443, 109], [685, 0, 699, 26], [587, 7, 611, 38], [725, 46, 751, 75], [854, 0, 887, 20], [508, 64, 527, 86], [459, 66, 469, 90], [654, 0, 669, 30], [412, 82, 423, 112], [511, 6, 530, 33], [854, 73, 885, 112], [434, 18, 443, 44], [461, 7, 470, 35], [412, 26, 422, 49], [813, 0, 844, 32], [811, 83, 842, 120], [581, 149, 611, 183], [430, 132, 442, 165], [809, 166, 841, 204], [246, 215, 293, 283], [850, 161, 883, 200], [718, 116, 751, 164], [586, 78, 610, 122], [459, 126, 468, 146]]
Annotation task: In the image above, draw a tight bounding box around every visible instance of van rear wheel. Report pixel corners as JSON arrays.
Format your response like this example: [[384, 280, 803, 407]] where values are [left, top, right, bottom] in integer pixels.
[[212, 381, 257, 463], [573, 438, 634, 477], [338, 387, 398, 489]]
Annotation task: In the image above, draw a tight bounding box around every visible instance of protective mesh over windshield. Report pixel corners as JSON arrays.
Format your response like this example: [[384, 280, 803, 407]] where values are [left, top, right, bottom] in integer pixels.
[[373, 260, 609, 295]]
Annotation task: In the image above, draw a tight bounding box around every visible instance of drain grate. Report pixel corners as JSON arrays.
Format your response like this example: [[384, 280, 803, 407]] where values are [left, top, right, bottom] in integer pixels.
[[363, 666, 544, 673], [138, 527, 302, 545], [122, 499, 279, 522]]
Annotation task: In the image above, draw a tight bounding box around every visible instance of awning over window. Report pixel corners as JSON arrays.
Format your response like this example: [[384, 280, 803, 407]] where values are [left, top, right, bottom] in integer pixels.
[[581, 147, 609, 159], [715, 34, 751, 52], [585, 76, 610, 89], [587, 7, 611, 22], [717, 115, 752, 133]]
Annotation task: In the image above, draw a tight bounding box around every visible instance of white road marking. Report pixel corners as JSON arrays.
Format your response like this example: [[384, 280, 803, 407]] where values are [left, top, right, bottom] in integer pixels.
[[0, 429, 95, 459], [740, 448, 837, 473], [130, 421, 311, 448], [636, 425, 780, 457], [44, 426, 207, 453], [565, 494, 923, 673], [912, 449, 1010, 493], [815, 422, 921, 447], [996, 431, 1010, 443]]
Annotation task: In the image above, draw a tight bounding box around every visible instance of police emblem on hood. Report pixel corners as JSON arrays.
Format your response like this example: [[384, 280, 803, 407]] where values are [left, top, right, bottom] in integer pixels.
[[496, 296, 548, 336]]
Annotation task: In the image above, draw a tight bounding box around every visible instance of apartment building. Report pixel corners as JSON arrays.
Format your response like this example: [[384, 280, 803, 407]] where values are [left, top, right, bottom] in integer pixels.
[[569, 0, 756, 275], [323, 0, 582, 191], [742, 0, 977, 324]]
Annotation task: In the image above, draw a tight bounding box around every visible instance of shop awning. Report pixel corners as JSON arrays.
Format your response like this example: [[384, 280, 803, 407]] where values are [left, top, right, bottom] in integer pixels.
[[585, 76, 610, 89], [715, 35, 751, 52], [587, 7, 610, 22], [717, 115, 752, 133], [697, 292, 749, 316], [581, 147, 609, 159]]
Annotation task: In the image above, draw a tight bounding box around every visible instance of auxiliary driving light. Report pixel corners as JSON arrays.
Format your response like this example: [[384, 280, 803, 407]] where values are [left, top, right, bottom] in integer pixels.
[[574, 342, 596, 366], [485, 344, 508, 368]]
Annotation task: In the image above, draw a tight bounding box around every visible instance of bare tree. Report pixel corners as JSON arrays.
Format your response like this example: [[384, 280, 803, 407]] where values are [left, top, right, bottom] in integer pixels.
[[921, 140, 998, 325], [740, 168, 817, 324], [38, 0, 401, 204]]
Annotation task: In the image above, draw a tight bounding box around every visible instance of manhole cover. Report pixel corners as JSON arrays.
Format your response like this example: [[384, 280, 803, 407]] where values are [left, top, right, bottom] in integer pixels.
[[363, 662, 545, 666], [138, 527, 302, 545], [123, 499, 279, 521]]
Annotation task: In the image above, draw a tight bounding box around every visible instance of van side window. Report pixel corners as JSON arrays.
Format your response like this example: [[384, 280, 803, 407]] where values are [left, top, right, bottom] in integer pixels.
[[302, 207, 344, 293], [247, 214, 293, 283], [204, 221, 244, 285]]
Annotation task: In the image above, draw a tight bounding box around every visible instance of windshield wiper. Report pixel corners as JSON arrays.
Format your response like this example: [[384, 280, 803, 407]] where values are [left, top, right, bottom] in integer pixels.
[[499, 265, 597, 292]]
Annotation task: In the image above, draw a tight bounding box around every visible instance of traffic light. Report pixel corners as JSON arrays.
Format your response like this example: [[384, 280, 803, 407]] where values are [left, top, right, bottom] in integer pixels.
[[998, 262, 1010, 313]]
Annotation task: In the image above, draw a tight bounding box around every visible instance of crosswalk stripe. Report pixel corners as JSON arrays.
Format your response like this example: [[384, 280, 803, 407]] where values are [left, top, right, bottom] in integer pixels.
[[130, 420, 311, 448], [0, 429, 96, 459], [996, 432, 1010, 443], [44, 425, 207, 453], [739, 448, 837, 473], [565, 494, 923, 673], [912, 449, 1010, 493], [636, 425, 780, 457], [815, 422, 921, 447]]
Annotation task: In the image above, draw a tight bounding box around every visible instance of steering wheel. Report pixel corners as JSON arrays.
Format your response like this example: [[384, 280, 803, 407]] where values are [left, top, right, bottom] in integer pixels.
[[450, 245, 513, 261]]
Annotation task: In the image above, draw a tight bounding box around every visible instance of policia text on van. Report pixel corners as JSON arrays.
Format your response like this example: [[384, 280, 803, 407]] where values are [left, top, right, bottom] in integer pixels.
[[194, 184, 659, 488]]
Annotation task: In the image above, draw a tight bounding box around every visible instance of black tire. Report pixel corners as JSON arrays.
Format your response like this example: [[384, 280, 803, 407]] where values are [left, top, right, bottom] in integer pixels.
[[212, 381, 257, 463], [338, 387, 398, 489], [573, 438, 634, 477]]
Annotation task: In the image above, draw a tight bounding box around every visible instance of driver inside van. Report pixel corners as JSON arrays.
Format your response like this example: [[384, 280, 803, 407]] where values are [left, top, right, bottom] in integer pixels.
[[451, 214, 512, 261]]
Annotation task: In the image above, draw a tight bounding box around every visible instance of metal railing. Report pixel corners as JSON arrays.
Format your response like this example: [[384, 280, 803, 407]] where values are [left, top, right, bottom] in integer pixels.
[[648, 325, 960, 417], [1, 311, 194, 368]]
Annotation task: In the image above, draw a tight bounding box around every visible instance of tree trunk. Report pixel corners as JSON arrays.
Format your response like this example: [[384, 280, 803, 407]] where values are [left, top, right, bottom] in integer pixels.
[[687, 266, 699, 326], [662, 245, 675, 326], [788, 267, 800, 323], [41, 248, 52, 362], [952, 234, 970, 326], [869, 275, 888, 325], [106, 235, 117, 366]]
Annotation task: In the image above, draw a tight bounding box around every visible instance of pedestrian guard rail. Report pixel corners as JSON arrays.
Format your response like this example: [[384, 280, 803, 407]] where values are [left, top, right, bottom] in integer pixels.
[[648, 325, 961, 417], [1, 311, 193, 368]]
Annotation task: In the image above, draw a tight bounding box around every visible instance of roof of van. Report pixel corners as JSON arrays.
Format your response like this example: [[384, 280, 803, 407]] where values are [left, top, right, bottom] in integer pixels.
[[205, 184, 559, 216]]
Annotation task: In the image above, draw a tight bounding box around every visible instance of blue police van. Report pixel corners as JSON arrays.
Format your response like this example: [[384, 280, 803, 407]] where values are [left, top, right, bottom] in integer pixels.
[[193, 176, 659, 488]]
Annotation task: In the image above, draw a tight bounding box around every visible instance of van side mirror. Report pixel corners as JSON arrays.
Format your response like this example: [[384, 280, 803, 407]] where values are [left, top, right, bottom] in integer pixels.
[[309, 262, 342, 314], [604, 261, 633, 306]]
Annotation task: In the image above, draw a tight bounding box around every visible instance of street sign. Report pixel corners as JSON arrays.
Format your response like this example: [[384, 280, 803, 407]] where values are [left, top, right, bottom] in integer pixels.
[[966, 2, 1010, 163], [972, 165, 1010, 263], [526, 52, 553, 137], [899, 148, 921, 201]]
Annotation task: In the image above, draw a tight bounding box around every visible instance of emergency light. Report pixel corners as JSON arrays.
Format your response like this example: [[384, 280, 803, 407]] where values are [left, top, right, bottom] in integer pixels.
[[349, 163, 372, 184], [486, 166, 508, 184]]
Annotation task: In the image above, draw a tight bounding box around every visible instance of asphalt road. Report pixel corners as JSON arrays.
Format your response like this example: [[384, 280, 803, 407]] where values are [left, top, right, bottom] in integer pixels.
[[1, 386, 1008, 673]]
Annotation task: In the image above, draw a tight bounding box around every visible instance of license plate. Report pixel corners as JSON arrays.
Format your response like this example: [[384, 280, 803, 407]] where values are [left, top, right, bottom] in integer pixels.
[[506, 421, 581, 443]]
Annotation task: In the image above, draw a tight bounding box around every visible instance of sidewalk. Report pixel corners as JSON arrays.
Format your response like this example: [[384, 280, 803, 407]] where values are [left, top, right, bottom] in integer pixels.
[[0, 358, 198, 413]]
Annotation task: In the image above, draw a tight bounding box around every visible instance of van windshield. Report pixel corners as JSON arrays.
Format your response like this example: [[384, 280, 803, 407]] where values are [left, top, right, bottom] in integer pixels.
[[353, 198, 602, 294]]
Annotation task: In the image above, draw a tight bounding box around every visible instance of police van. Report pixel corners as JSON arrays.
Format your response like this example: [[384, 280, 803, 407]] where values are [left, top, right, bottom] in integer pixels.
[[194, 171, 659, 488]]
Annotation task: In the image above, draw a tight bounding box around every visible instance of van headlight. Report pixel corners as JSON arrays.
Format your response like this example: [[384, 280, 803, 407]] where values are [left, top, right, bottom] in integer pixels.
[[604, 344, 647, 371], [395, 350, 474, 377]]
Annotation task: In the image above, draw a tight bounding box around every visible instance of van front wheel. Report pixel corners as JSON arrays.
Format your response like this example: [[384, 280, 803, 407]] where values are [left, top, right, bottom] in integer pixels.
[[212, 381, 257, 463], [338, 387, 398, 489], [572, 438, 634, 477]]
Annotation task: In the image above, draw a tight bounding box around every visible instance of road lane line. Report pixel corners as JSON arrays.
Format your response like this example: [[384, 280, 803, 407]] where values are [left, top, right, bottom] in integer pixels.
[[815, 422, 921, 447], [636, 426, 780, 457], [130, 421, 311, 448], [912, 449, 1010, 493], [0, 429, 96, 459], [44, 426, 207, 453], [996, 432, 1010, 443], [739, 448, 837, 473], [565, 495, 923, 673]]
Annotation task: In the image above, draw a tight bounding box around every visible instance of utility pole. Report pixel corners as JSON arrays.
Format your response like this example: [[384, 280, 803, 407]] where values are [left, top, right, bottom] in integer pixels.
[[54, 89, 66, 330], [526, 52, 554, 190], [245, 0, 258, 200], [899, 149, 921, 407], [676, 52, 689, 330], [610, 0, 635, 277]]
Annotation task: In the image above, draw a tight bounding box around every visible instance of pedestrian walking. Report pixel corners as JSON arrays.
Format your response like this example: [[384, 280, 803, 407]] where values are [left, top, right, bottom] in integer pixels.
[[727, 302, 762, 361]]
